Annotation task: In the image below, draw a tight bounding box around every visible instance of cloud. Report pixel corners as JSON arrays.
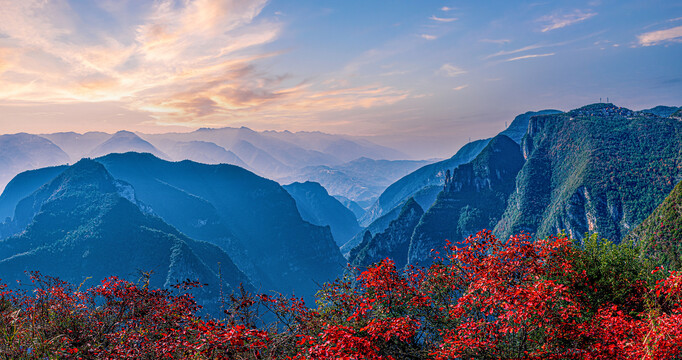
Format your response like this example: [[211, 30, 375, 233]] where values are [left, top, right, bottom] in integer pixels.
[[441, 6, 455, 12], [538, 10, 596, 32], [0, 0, 408, 127], [484, 44, 544, 59], [452, 84, 468, 91], [421, 34, 438, 40], [505, 53, 555, 62], [480, 39, 511, 45], [638, 25, 682, 46], [430, 15, 457, 23], [438, 63, 466, 77]]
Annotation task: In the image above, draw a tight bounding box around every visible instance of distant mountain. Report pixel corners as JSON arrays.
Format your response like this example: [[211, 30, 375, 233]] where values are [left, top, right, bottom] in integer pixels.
[[155, 140, 250, 169], [89, 131, 169, 159], [494, 103, 682, 243], [260, 130, 407, 162], [280, 158, 432, 204], [0, 159, 250, 314], [0, 133, 70, 193], [499, 110, 562, 144], [360, 138, 491, 227], [640, 105, 680, 118], [333, 195, 366, 219], [230, 140, 292, 178], [41, 131, 111, 162], [95, 153, 345, 302], [349, 198, 423, 270], [283, 181, 361, 246], [625, 180, 682, 271], [140, 127, 409, 180], [0, 165, 67, 221], [144, 127, 341, 172], [408, 135, 524, 266]]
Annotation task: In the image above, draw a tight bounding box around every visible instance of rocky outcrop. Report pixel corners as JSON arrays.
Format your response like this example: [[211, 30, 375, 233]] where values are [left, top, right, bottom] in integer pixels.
[[349, 198, 423, 270], [408, 135, 524, 266]]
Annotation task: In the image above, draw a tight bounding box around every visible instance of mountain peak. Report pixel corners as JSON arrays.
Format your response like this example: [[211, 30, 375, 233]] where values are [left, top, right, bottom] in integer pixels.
[[112, 130, 138, 137], [569, 103, 635, 118]]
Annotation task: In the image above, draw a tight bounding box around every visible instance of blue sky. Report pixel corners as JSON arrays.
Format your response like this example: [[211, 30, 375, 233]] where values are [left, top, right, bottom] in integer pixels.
[[0, 0, 680, 157]]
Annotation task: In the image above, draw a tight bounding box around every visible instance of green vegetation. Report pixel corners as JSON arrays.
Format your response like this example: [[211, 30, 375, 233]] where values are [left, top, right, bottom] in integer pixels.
[[496, 104, 682, 243], [626, 180, 682, 271]]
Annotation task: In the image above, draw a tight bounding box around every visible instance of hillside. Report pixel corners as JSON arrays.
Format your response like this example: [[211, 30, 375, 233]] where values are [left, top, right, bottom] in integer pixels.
[[495, 103, 682, 243], [625, 180, 682, 270], [333, 195, 366, 219], [358, 109, 561, 228], [340, 204, 403, 258], [640, 105, 680, 117]]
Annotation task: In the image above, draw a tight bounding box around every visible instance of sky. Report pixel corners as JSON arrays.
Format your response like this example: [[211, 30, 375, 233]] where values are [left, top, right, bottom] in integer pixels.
[[0, 0, 680, 158]]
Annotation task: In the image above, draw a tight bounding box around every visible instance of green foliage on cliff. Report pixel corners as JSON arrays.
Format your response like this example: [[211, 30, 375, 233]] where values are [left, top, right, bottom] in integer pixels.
[[625, 180, 682, 271], [495, 104, 682, 243]]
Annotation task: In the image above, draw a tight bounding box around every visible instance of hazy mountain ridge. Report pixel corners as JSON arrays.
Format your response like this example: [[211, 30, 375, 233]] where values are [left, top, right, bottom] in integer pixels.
[[95, 153, 346, 302], [0, 127, 415, 205], [41, 131, 111, 162], [283, 181, 361, 246], [0, 159, 251, 314], [88, 130, 170, 160], [279, 157, 433, 205], [0, 133, 70, 193]]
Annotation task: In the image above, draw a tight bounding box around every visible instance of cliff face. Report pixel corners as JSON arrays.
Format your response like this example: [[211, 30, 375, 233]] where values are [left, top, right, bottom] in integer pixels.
[[349, 198, 424, 270], [408, 135, 524, 266], [495, 104, 682, 243]]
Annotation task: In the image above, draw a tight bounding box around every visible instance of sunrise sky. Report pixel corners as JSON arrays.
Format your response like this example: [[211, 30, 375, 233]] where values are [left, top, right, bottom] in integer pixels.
[[0, 0, 681, 157]]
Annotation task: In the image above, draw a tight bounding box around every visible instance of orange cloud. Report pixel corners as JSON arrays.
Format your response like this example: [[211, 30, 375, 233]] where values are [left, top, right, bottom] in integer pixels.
[[0, 0, 409, 129]]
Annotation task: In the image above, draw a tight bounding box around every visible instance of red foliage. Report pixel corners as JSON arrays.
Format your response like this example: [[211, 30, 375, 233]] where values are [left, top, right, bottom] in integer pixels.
[[1, 231, 681, 359]]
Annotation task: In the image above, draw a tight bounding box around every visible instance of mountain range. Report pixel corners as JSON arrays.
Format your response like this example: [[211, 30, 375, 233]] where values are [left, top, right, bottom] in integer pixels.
[[0, 102, 679, 307], [1, 127, 417, 213], [340, 103, 682, 270], [0, 153, 347, 307]]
